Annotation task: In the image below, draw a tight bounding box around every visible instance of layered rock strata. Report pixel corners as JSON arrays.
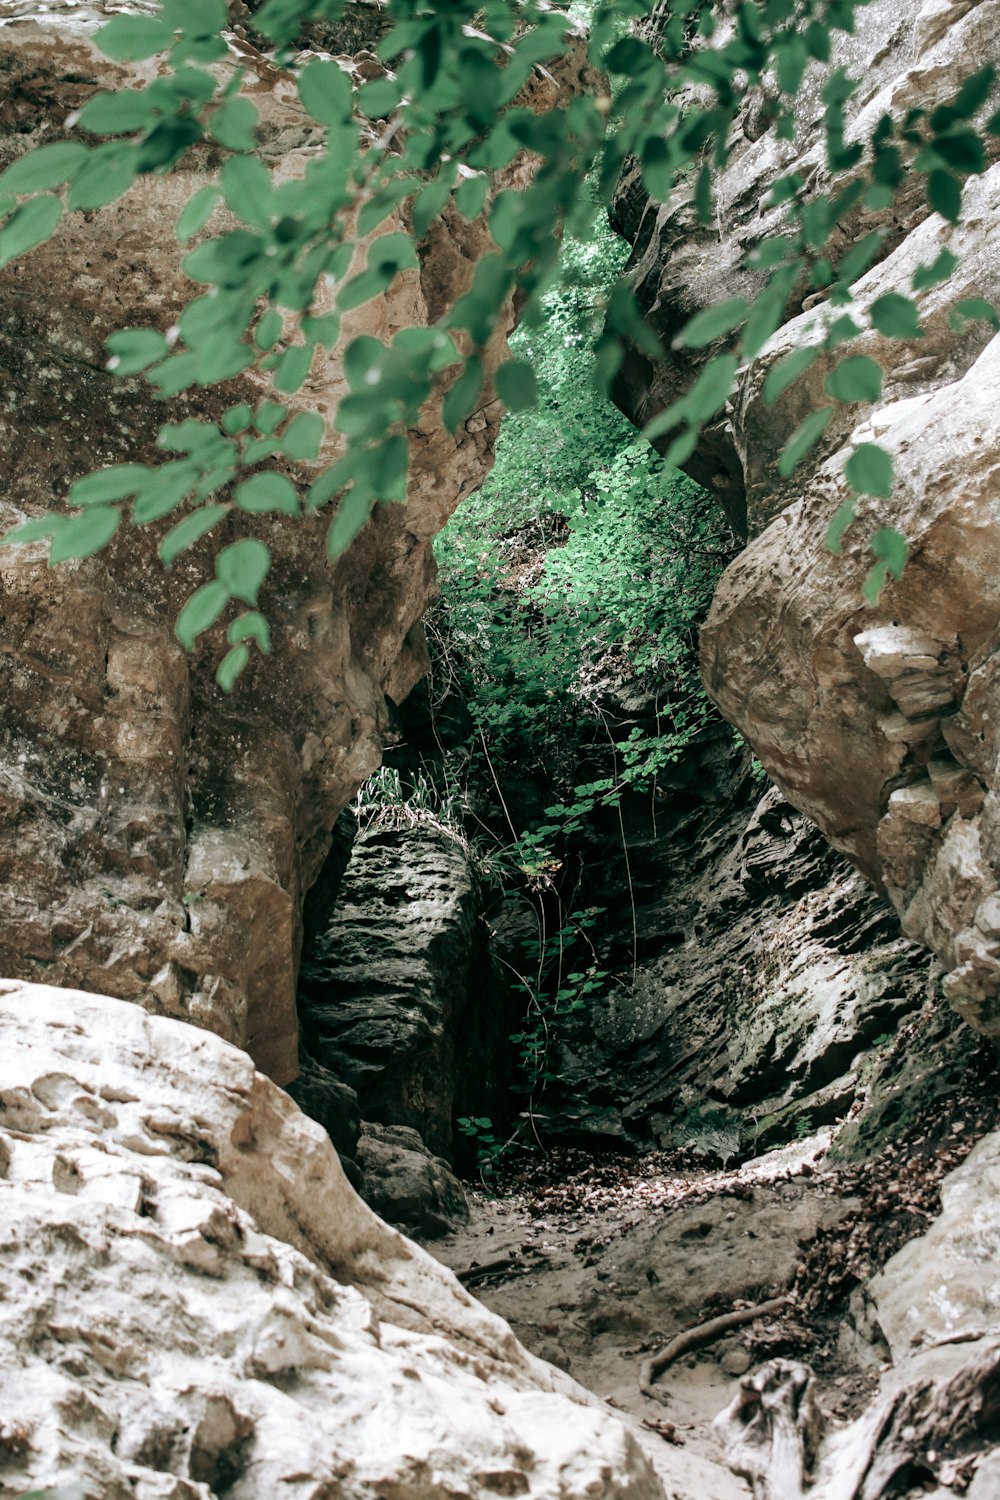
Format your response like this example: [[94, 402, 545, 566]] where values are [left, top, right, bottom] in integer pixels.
[[610, 0, 1000, 1038], [527, 733, 934, 1155], [0, 981, 664, 1499]]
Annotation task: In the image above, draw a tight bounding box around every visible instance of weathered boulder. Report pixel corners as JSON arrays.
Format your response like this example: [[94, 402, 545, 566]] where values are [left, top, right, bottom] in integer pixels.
[[0, 3, 580, 1085], [0, 980, 663, 1499], [357, 1121, 470, 1240], [610, 0, 1000, 1040]]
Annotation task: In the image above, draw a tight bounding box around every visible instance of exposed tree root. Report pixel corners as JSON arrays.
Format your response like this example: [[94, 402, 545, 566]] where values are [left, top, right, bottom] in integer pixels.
[[639, 1296, 789, 1402], [713, 1346, 1000, 1499], [713, 1359, 823, 1500]]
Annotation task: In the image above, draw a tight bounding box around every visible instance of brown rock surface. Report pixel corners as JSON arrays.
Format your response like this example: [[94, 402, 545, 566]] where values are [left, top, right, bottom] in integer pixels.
[[0, 5, 580, 1082], [611, 0, 1000, 1039]]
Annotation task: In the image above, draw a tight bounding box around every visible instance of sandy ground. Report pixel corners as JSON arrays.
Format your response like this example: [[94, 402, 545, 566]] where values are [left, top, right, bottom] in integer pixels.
[[430, 1134, 852, 1497]]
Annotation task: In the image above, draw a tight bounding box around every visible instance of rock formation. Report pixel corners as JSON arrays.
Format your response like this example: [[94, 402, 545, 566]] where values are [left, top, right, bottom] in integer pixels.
[[714, 1129, 1000, 1498], [295, 819, 511, 1234], [611, 0, 1000, 1041], [0, 2, 582, 1086], [517, 729, 935, 1157], [0, 980, 663, 1499]]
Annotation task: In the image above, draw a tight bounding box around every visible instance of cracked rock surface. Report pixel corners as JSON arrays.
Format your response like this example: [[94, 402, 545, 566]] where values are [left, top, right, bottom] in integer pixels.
[[0, 980, 664, 1500]]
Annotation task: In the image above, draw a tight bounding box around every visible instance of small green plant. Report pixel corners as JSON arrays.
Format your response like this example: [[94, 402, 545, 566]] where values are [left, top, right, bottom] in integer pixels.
[[674, 1104, 743, 1166], [457, 1115, 504, 1177], [794, 1114, 815, 1140], [354, 765, 469, 846]]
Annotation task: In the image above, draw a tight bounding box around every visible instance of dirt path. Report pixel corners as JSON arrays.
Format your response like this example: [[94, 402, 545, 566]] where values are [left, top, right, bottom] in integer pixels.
[[427, 1120, 994, 1496]]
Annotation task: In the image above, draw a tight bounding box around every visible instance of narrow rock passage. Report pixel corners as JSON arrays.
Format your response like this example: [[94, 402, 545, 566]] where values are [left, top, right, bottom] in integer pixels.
[[426, 1107, 1000, 1498]]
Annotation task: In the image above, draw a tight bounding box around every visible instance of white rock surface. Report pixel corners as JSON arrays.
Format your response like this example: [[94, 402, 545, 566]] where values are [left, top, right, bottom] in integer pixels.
[[0, 981, 663, 1500]]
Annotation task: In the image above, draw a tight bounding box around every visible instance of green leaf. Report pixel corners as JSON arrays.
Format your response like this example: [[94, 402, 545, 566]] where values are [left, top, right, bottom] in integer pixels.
[[303, 312, 340, 349], [0, 515, 64, 547], [411, 173, 452, 239], [105, 328, 169, 375], [778, 405, 834, 477], [836, 231, 885, 285], [158, 503, 229, 566], [824, 496, 856, 553], [496, 358, 538, 412], [216, 537, 270, 603], [665, 427, 698, 466], [930, 128, 986, 174], [273, 344, 314, 393], [825, 314, 862, 349], [358, 79, 402, 118], [130, 464, 197, 523], [776, 33, 809, 95], [327, 488, 374, 559], [763, 346, 819, 405], [234, 473, 299, 515], [0, 195, 62, 269], [845, 442, 893, 498], [162, 0, 227, 32], [280, 411, 324, 460], [823, 354, 883, 404], [949, 297, 1000, 331], [0, 142, 88, 196], [94, 15, 174, 61], [228, 610, 271, 652], [255, 307, 283, 351], [863, 527, 908, 603], [254, 401, 288, 436], [68, 464, 151, 506], [442, 355, 484, 434], [48, 505, 121, 563], [912, 247, 959, 291], [641, 137, 674, 202], [222, 403, 254, 434], [177, 186, 220, 244], [685, 353, 740, 425], [952, 63, 996, 119], [357, 177, 414, 238], [374, 433, 408, 501], [455, 173, 489, 220], [297, 59, 353, 127], [175, 579, 229, 648], [675, 298, 748, 349], [77, 90, 152, 134], [307, 452, 354, 509], [211, 97, 259, 153], [869, 292, 922, 339], [68, 144, 137, 210], [220, 153, 271, 226], [216, 642, 250, 692], [927, 168, 962, 223]]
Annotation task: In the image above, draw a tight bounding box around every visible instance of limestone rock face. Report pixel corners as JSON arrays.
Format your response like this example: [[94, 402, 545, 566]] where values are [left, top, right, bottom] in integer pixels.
[[0, 980, 663, 1500], [531, 736, 931, 1155], [611, 0, 1000, 1038], [0, 5, 581, 1084]]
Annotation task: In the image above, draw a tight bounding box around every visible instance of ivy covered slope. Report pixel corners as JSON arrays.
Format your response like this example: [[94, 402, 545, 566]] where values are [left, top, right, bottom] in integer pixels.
[[434, 227, 733, 811], [604, 0, 1000, 1040], [0, 1, 585, 1082]]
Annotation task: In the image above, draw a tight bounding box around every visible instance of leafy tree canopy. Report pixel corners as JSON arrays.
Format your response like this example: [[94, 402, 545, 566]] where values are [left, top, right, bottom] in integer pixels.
[[1, 0, 998, 683]]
